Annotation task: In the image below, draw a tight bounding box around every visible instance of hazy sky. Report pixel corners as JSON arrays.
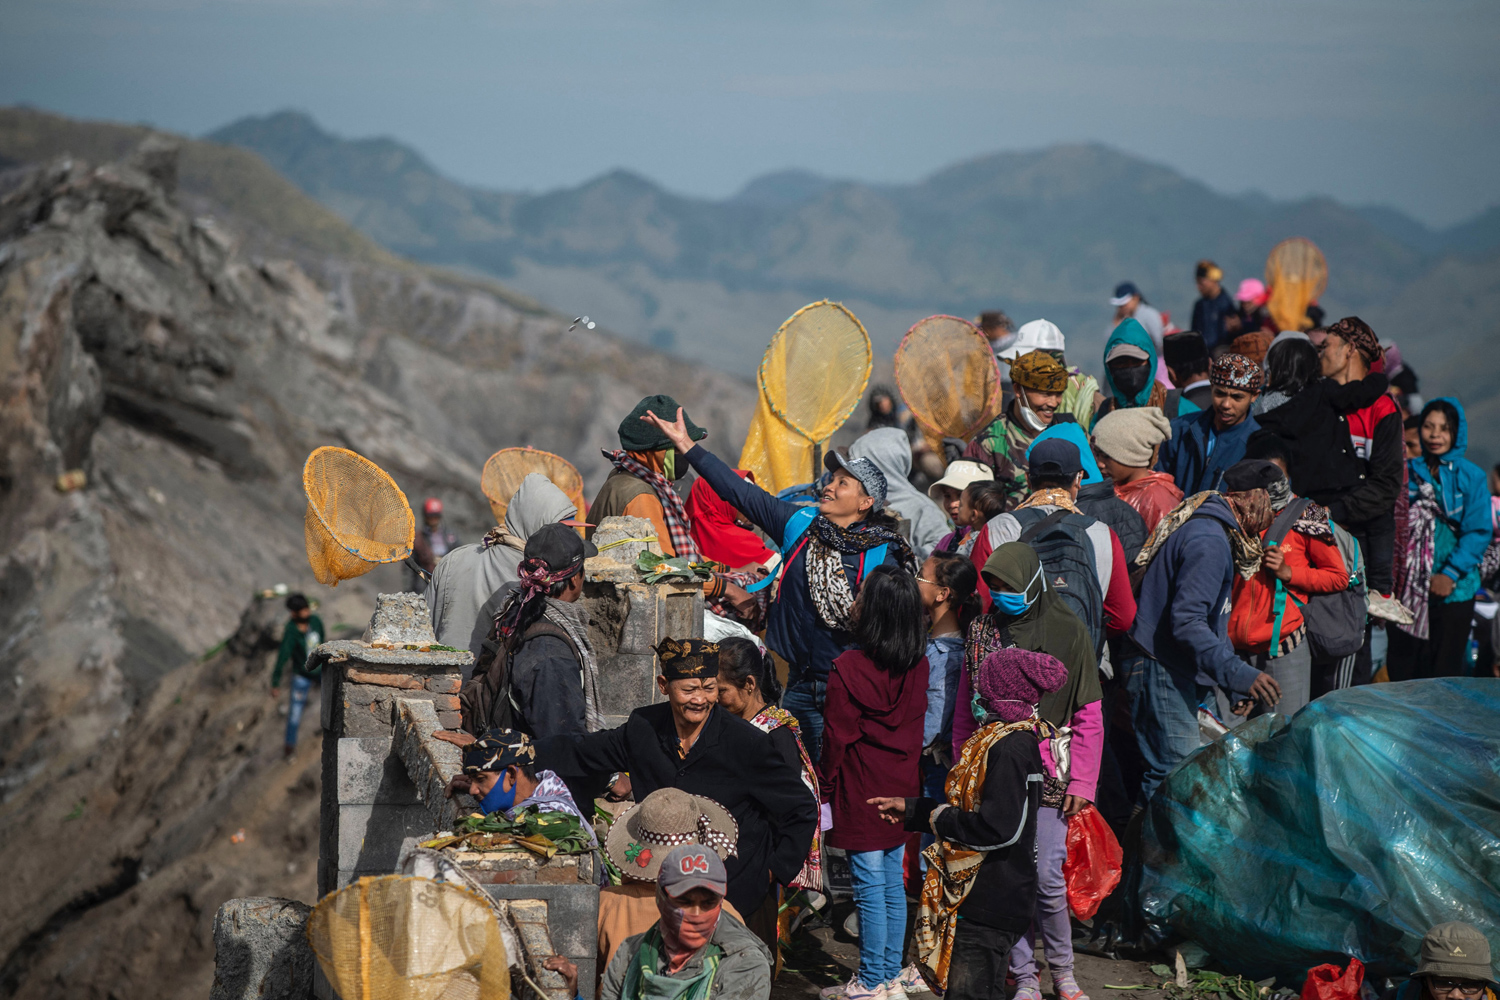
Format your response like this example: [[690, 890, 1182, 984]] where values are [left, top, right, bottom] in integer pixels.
[[3, 0, 1497, 226]]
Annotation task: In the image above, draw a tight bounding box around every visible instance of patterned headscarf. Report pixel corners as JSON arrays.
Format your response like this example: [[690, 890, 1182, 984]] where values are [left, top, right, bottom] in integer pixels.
[[1006, 350, 1070, 392], [462, 728, 537, 775], [655, 638, 721, 681], [1210, 353, 1265, 393], [493, 557, 580, 642], [1326, 316, 1381, 364]]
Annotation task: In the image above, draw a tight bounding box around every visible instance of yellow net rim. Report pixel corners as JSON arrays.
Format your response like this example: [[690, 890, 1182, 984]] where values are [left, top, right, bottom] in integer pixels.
[[893, 313, 1001, 441], [480, 447, 582, 503], [757, 299, 873, 444], [302, 446, 414, 562]]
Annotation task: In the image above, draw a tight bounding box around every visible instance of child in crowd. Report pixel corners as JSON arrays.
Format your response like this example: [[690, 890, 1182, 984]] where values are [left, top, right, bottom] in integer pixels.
[[819, 567, 931, 1000]]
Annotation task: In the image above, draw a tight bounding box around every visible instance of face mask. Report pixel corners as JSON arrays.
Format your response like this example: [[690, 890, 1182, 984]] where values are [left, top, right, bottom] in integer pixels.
[[1112, 364, 1150, 399], [1016, 388, 1048, 433], [993, 562, 1043, 615], [478, 773, 517, 814]]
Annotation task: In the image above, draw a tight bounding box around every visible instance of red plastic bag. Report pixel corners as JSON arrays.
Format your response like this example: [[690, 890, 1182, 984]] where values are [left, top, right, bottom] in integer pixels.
[[1301, 958, 1364, 1000], [1063, 805, 1122, 919]]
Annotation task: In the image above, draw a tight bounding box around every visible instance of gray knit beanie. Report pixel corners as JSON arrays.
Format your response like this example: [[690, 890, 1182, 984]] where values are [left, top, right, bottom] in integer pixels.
[[1092, 407, 1173, 468]]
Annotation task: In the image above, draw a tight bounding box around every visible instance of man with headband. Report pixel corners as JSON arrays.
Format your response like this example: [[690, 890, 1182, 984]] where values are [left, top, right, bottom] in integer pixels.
[[450, 728, 598, 850], [537, 637, 817, 949], [1157, 353, 1263, 494], [462, 522, 604, 806]]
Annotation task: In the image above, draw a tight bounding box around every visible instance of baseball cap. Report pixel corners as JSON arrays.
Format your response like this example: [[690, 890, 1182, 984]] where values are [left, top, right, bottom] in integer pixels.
[[927, 459, 994, 501], [1109, 282, 1142, 307], [1105, 342, 1150, 364], [1028, 439, 1083, 480], [423, 497, 443, 516], [997, 319, 1065, 360], [824, 452, 888, 510], [523, 521, 598, 576], [658, 844, 728, 899]]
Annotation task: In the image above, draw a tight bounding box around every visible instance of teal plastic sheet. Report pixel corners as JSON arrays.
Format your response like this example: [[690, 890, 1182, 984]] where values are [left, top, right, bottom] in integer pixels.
[[1126, 679, 1500, 983]]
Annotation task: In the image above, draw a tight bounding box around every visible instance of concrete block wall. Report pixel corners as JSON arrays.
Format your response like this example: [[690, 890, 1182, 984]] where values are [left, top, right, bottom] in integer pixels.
[[583, 580, 703, 728]]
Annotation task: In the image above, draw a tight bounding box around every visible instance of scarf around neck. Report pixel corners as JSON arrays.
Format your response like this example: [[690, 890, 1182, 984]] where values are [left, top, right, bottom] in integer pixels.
[[542, 596, 605, 732], [605, 449, 700, 561], [622, 923, 722, 1000], [1017, 488, 1081, 515], [1135, 491, 1261, 581], [801, 513, 916, 631]]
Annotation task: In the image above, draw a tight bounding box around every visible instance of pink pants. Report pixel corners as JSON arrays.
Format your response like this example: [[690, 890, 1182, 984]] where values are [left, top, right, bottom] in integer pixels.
[[1008, 805, 1074, 985]]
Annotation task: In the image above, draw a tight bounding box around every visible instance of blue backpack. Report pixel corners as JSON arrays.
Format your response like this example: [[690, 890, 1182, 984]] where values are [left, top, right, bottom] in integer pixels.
[[744, 507, 890, 595]]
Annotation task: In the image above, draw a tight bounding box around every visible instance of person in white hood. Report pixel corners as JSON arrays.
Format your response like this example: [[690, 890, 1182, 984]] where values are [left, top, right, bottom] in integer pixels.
[[848, 428, 950, 562], [426, 473, 588, 672]]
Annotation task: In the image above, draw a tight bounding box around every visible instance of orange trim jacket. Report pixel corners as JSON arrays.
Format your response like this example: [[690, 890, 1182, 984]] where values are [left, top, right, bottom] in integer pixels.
[[1228, 528, 1348, 654]]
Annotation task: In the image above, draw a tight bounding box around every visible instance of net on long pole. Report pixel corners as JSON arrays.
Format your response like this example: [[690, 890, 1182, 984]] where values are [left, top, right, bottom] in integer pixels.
[[1265, 237, 1328, 333], [895, 314, 1001, 452], [480, 447, 586, 527], [303, 447, 415, 586]]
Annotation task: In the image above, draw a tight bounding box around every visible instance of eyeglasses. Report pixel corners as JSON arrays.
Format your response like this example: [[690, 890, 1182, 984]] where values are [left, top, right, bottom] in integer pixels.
[[916, 576, 935, 585], [1429, 980, 1487, 997]]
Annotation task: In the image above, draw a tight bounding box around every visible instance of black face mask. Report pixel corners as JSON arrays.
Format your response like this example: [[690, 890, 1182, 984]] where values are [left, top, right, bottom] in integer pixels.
[[1111, 364, 1151, 399]]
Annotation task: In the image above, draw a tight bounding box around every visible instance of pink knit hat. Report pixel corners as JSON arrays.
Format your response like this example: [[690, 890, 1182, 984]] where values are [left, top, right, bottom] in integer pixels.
[[977, 648, 1068, 722]]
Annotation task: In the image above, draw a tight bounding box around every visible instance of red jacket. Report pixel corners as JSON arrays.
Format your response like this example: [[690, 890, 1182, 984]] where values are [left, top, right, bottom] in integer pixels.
[[819, 648, 928, 853], [1228, 527, 1347, 654]]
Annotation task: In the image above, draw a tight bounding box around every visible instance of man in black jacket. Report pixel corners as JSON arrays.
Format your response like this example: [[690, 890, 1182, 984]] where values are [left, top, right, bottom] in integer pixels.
[[535, 638, 817, 942]]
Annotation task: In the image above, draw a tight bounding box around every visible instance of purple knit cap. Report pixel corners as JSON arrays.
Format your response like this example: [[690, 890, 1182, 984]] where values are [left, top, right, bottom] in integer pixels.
[[977, 648, 1068, 722]]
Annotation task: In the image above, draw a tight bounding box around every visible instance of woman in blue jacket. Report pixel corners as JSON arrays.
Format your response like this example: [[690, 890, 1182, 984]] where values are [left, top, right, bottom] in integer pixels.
[[1389, 397, 1491, 680], [639, 408, 915, 761]]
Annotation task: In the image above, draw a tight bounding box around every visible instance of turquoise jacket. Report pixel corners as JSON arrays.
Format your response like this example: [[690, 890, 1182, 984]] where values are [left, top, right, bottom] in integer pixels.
[[1408, 396, 1491, 603]]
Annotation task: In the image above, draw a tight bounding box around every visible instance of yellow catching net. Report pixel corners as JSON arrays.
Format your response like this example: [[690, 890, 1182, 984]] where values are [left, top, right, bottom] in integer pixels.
[[739, 301, 872, 492], [1265, 237, 1328, 333], [307, 875, 511, 1000], [895, 314, 1001, 453], [303, 447, 415, 587], [480, 448, 586, 527]]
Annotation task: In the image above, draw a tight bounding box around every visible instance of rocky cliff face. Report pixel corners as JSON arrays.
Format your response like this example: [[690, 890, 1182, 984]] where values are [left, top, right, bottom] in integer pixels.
[[0, 138, 754, 999]]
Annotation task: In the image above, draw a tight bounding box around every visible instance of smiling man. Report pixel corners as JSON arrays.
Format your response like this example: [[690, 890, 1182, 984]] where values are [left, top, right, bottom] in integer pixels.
[[535, 638, 817, 949], [1156, 354, 1263, 494]]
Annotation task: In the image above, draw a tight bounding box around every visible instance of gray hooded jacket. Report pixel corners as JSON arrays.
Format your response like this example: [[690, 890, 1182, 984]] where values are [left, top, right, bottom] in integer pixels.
[[848, 427, 949, 562], [425, 474, 578, 668]]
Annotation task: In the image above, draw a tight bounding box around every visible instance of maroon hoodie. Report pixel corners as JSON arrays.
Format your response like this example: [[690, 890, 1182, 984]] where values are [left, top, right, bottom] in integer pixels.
[[819, 648, 929, 852]]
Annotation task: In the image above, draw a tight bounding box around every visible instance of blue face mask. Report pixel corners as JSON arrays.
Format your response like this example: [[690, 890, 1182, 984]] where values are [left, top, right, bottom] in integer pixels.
[[478, 773, 518, 815], [992, 564, 1042, 616]]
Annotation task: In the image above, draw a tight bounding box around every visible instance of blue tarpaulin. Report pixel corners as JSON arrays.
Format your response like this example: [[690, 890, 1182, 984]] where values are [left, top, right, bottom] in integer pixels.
[[1126, 678, 1500, 984]]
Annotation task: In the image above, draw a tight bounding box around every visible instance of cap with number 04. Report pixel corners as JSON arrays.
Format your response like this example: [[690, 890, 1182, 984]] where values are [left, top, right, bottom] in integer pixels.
[[657, 844, 727, 898]]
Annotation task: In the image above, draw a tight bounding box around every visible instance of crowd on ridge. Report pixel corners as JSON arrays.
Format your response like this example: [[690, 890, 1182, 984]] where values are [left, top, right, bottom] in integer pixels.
[[275, 258, 1500, 1000]]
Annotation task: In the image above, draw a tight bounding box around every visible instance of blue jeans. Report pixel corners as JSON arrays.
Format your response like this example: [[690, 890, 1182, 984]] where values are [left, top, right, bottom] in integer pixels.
[[1122, 655, 1206, 805], [286, 674, 313, 749], [848, 844, 906, 986], [782, 679, 826, 763]]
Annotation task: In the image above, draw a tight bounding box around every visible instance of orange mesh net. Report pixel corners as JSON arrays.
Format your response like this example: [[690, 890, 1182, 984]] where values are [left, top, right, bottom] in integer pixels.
[[1265, 237, 1328, 333], [303, 447, 415, 587], [307, 875, 511, 1000], [895, 315, 1001, 452], [480, 448, 586, 527], [740, 301, 872, 491]]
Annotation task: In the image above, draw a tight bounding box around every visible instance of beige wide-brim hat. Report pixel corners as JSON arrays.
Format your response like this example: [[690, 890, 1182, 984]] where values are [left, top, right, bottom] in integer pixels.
[[605, 788, 738, 882]]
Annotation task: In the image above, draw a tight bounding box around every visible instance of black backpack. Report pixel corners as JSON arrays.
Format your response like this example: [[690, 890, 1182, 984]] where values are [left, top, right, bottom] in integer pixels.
[[1012, 507, 1105, 657], [1263, 499, 1367, 660], [459, 619, 580, 737]]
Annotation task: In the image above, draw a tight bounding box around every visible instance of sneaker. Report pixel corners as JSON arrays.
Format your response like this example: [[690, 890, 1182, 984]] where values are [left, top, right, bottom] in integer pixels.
[[1052, 974, 1090, 1000], [893, 965, 932, 994], [822, 977, 882, 1000], [1368, 592, 1414, 625]]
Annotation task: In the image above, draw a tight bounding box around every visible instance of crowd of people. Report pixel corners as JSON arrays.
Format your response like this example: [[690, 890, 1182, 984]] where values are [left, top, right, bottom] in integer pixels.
[[330, 257, 1500, 1000]]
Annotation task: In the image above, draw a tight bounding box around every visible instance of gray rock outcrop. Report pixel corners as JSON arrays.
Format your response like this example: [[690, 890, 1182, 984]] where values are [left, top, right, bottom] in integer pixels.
[[210, 898, 314, 1000]]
